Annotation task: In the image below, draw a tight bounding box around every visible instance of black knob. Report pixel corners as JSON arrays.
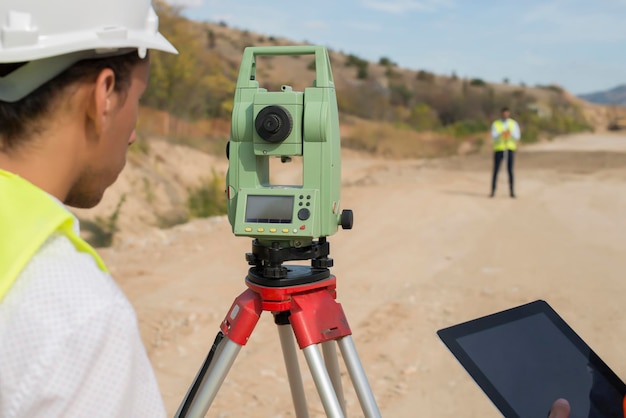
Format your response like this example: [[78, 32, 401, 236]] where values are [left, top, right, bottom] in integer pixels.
[[340, 210, 353, 230], [255, 105, 293, 143], [298, 208, 310, 221], [263, 114, 281, 133]]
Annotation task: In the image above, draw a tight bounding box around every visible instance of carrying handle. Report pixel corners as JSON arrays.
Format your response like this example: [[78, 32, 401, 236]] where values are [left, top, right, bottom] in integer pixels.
[[236, 45, 334, 89]]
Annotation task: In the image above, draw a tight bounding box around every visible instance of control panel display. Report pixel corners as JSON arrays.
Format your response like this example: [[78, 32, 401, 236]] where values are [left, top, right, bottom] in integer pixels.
[[245, 195, 294, 223]]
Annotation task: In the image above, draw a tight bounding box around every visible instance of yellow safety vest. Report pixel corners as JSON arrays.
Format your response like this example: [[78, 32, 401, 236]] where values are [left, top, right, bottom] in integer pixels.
[[493, 119, 518, 151], [0, 169, 108, 302]]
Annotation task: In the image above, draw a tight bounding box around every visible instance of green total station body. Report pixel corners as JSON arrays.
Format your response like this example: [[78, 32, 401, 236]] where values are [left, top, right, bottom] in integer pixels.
[[227, 45, 350, 249]]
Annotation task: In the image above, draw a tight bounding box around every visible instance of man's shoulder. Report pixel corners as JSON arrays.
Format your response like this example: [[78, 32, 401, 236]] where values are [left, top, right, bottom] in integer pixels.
[[2, 232, 132, 327]]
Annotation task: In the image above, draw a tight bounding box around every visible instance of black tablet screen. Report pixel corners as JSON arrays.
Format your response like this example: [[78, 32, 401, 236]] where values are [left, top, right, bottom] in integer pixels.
[[438, 301, 626, 418]]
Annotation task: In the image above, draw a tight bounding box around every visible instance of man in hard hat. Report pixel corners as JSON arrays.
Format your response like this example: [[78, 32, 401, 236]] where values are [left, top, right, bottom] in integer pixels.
[[0, 1, 177, 416], [490, 107, 521, 198]]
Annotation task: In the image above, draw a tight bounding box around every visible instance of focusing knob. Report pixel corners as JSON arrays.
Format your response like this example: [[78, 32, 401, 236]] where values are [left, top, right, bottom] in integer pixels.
[[340, 210, 353, 230], [255, 105, 293, 143], [263, 114, 282, 133]]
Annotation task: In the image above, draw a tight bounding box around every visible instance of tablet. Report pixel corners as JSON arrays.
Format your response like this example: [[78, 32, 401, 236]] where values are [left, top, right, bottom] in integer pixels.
[[437, 300, 626, 418]]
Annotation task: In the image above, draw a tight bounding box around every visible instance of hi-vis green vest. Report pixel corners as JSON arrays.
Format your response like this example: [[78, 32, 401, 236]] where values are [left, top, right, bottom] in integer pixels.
[[0, 169, 108, 302], [493, 119, 517, 151]]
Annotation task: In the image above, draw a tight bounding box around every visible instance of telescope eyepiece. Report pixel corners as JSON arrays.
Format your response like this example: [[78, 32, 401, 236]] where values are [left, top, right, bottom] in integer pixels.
[[255, 105, 293, 143]]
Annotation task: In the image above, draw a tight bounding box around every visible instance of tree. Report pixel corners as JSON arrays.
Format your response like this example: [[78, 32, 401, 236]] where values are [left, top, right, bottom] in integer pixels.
[[379, 57, 395, 66], [206, 29, 216, 49], [143, 1, 236, 119], [416, 70, 435, 83], [470, 78, 486, 87], [389, 83, 413, 107], [409, 103, 440, 131]]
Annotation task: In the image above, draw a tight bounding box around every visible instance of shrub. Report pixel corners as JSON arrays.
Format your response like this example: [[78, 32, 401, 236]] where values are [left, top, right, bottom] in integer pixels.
[[81, 194, 127, 247], [416, 70, 435, 83], [344, 54, 369, 79], [443, 119, 489, 138], [409, 103, 440, 131], [379, 57, 395, 66], [187, 171, 227, 218], [356, 65, 368, 80]]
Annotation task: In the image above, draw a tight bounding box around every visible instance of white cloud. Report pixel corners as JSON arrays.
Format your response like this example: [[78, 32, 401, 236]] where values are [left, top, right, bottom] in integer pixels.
[[362, 0, 453, 14], [165, 0, 203, 7], [520, 0, 626, 43]]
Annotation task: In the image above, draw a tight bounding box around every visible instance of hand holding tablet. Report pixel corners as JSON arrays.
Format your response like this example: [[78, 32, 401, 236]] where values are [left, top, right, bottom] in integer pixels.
[[438, 300, 626, 418]]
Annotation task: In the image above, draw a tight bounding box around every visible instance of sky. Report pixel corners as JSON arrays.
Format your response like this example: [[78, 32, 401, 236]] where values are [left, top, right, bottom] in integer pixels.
[[165, 0, 626, 95]]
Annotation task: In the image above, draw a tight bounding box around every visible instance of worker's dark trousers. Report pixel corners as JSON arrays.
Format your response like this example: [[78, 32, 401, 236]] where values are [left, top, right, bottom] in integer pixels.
[[491, 150, 515, 196]]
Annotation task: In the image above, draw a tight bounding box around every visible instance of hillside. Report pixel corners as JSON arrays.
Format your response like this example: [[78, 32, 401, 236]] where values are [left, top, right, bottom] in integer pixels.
[[139, 1, 605, 153], [579, 84, 626, 106]]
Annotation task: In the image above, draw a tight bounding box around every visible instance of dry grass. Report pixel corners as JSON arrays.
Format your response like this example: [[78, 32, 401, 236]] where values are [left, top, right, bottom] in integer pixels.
[[137, 105, 482, 160], [137, 107, 230, 155], [340, 116, 478, 159]]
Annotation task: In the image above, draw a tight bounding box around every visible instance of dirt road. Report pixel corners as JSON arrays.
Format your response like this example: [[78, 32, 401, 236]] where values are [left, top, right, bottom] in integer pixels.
[[101, 131, 626, 417]]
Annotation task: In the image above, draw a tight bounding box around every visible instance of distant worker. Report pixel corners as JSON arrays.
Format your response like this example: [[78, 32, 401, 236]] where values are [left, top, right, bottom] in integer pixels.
[[0, 0, 176, 416], [490, 107, 521, 198]]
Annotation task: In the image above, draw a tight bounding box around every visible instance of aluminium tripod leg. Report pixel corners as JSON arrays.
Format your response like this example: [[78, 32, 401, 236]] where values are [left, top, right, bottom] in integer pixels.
[[175, 289, 263, 418], [276, 314, 310, 418], [338, 336, 381, 418], [288, 285, 381, 418], [176, 333, 242, 418], [322, 341, 346, 415], [303, 344, 346, 418]]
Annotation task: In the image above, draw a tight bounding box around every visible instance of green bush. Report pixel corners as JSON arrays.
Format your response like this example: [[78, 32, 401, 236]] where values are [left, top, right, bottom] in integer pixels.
[[379, 56, 396, 66], [81, 194, 127, 247], [409, 103, 440, 131], [344, 54, 369, 79], [442, 119, 489, 138], [356, 65, 368, 80], [469, 78, 486, 87], [187, 171, 227, 218], [416, 70, 435, 83]]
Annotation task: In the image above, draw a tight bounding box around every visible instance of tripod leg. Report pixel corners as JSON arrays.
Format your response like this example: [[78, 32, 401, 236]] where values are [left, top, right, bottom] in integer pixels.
[[176, 288, 263, 418], [322, 341, 346, 415], [303, 345, 345, 418], [338, 336, 381, 418], [277, 320, 310, 418], [176, 334, 242, 418]]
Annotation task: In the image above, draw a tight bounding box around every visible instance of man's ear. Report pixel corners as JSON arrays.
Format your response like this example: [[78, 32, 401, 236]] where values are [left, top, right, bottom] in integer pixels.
[[86, 68, 116, 137]]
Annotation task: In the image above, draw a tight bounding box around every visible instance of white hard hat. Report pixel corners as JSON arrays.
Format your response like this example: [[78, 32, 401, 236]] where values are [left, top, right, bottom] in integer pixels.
[[0, 0, 177, 102]]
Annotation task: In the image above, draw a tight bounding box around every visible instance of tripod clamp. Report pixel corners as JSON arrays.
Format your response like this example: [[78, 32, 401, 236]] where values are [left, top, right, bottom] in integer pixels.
[[246, 237, 334, 283]]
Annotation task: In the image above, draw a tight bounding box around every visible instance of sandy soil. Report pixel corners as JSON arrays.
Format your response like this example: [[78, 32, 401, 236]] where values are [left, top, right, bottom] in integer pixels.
[[99, 132, 626, 417]]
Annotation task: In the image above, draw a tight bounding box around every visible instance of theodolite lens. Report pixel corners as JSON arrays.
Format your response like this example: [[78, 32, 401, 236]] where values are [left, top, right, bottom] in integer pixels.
[[255, 105, 293, 143]]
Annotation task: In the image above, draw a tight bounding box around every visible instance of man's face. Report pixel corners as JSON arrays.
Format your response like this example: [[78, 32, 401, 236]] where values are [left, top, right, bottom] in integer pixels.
[[502, 110, 510, 120], [64, 59, 150, 208]]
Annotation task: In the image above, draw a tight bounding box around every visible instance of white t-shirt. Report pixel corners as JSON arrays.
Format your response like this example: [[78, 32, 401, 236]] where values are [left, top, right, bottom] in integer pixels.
[[0, 226, 165, 417]]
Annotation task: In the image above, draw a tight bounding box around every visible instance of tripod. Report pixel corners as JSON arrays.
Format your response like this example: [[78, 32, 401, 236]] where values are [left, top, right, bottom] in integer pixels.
[[175, 238, 381, 418]]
